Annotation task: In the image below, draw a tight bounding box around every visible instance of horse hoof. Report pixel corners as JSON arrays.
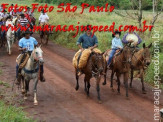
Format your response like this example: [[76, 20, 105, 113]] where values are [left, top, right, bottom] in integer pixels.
[[24, 97, 27, 100], [21, 90, 25, 94], [142, 90, 147, 94], [102, 82, 106, 85], [34, 102, 38, 106], [75, 86, 79, 91], [98, 100, 102, 104]]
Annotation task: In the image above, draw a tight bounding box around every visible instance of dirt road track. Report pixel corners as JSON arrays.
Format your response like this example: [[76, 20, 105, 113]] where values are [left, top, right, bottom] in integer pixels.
[[0, 34, 162, 122]]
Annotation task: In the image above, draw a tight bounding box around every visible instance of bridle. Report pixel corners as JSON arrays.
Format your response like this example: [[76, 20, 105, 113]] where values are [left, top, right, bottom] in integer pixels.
[[91, 53, 104, 77]]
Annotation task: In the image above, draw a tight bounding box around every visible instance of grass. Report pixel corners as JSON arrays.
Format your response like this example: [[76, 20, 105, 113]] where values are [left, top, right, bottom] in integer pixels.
[[0, 81, 10, 88], [0, 100, 34, 122]]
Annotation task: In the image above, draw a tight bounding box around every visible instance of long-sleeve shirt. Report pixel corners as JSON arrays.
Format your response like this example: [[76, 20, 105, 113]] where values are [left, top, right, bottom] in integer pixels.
[[76, 33, 98, 49], [122, 32, 142, 45], [39, 14, 49, 23], [111, 37, 123, 49]]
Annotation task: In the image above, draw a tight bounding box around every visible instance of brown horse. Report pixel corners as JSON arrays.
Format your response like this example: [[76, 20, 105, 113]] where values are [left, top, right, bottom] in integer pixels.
[[40, 24, 50, 45], [130, 43, 152, 93], [103, 45, 133, 97], [75, 51, 105, 103]]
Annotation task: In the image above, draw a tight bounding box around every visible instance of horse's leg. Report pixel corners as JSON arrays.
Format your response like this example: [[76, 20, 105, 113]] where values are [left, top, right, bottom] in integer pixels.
[[96, 76, 102, 103], [45, 34, 49, 45], [6, 37, 11, 55], [84, 77, 87, 93], [116, 73, 121, 94], [33, 78, 38, 105], [130, 69, 134, 88], [140, 69, 146, 94], [110, 70, 114, 90], [21, 77, 25, 94], [124, 73, 129, 97], [75, 70, 79, 91], [103, 62, 107, 85], [24, 79, 28, 100]]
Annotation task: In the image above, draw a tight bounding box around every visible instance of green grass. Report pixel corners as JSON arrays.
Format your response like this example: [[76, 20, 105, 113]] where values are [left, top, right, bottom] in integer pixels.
[[0, 100, 34, 122], [0, 81, 10, 88]]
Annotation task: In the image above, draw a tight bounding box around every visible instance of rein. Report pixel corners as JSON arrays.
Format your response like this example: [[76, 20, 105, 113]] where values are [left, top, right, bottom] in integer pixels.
[[91, 53, 103, 77]]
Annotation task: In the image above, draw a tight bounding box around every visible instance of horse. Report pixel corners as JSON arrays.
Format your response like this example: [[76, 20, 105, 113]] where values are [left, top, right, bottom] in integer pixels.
[[20, 46, 44, 105], [40, 24, 50, 45], [130, 43, 152, 93], [75, 51, 105, 103], [103, 45, 133, 97], [6, 20, 15, 55]]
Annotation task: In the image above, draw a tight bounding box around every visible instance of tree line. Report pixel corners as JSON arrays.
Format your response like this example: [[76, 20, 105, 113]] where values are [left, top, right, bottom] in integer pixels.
[[34, 0, 162, 10]]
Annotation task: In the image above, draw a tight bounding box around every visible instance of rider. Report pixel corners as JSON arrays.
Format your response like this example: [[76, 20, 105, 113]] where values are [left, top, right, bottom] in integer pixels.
[[10, 4, 17, 19], [107, 31, 123, 68], [76, 25, 98, 75], [16, 29, 45, 84], [17, 13, 29, 39], [0, 9, 7, 39], [122, 25, 142, 48], [24, 8, 31, 23], [39, 9, 49, 26]]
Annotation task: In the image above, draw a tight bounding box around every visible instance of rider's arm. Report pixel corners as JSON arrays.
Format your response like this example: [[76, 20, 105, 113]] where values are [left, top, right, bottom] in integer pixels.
[[19, 47, 26, 51], [77, 35, 84, 51], [90, 35, 98, 50]]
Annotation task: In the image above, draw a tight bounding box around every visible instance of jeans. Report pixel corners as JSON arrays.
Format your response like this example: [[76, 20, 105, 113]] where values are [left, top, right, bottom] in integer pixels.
[[1, 30, 5, 38], [17, 28, 21, 39], [107, 48, 118, 65]]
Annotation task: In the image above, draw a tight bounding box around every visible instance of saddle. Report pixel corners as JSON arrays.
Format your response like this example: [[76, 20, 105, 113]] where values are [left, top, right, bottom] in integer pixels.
[[16, 53, 30, 69], [73, 48, 104, 69]]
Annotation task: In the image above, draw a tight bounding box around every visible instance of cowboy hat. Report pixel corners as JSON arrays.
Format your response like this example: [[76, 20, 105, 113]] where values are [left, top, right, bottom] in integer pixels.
[[20, 13, 25, 17], [86, 25, 93, 31], [112, 30, 121, 38], [22, 29, 33, 36]]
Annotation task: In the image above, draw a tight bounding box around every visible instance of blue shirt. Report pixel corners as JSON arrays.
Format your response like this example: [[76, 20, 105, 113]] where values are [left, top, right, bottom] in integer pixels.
[[19, 37, 38, 51], [76, 33, 98, 49], [111, 37, 123, 49]]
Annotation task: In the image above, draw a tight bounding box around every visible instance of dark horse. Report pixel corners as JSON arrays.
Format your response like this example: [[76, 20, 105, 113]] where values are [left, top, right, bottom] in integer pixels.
[[130, 43, 152, 93], [40, 24, 50, 45], [75, 51, 105, 103], [103, 45, 133, 97]]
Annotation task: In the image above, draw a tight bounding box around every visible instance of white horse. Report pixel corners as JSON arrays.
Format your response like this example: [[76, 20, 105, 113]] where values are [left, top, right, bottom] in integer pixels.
[[20, 47, 44, 105], [6, 20, 15, 55]]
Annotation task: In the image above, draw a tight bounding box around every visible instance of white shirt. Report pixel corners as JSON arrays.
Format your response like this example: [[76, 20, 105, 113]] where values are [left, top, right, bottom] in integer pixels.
[[39, 14, 49, 23], [0, 12, 4, 17]]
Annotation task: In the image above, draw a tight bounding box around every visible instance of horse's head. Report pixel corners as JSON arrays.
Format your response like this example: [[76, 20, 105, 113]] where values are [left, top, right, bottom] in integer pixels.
[[33, 46, 44, 65], [122, 45, 133, 64], [143, 43, 152, 66], [91, 51, 105, 74]]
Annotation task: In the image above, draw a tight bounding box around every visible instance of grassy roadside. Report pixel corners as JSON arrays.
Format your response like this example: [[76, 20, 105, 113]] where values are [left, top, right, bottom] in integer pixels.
[[0, 61, 35, 122], [0, 100, 34, 122]]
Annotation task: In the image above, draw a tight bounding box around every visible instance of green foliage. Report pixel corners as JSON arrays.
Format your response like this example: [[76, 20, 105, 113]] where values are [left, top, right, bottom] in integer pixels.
[[0, 101, 34, 122]]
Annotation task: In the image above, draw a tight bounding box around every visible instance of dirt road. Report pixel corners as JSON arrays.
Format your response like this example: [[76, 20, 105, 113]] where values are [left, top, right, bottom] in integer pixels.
[[0, 34, 162, 122]]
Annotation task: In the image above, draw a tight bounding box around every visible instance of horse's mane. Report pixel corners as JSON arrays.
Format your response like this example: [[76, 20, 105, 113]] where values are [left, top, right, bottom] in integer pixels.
[[134, 48, 144, 59]]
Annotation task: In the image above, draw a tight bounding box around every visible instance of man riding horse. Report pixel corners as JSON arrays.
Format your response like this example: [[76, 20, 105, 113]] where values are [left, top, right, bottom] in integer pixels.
[[76, 25, 98, 76], [16, 29, 45, 85], [17, 13, 29, 39]]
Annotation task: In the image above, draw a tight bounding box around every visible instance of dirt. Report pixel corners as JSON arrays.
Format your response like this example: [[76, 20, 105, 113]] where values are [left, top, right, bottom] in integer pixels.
[[0, 34, 162, 122]]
